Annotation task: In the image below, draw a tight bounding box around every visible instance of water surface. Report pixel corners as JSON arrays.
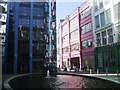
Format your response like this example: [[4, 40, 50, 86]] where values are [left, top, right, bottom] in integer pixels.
[[9, 74, 120, 89]]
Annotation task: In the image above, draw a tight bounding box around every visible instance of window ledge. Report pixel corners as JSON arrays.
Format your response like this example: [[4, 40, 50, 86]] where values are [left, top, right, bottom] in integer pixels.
[[95, 23, 112, 32]]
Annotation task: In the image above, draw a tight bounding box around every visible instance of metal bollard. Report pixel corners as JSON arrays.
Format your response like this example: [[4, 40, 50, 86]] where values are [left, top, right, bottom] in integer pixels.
[[90, 69, 92, 74], [106, 68, 108, 76], [97, 69, 99, 74], [117, 70, 119, 76]]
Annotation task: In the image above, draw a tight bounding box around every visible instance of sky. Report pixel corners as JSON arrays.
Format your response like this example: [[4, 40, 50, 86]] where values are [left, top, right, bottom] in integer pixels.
[[56, 0, 85, 28]]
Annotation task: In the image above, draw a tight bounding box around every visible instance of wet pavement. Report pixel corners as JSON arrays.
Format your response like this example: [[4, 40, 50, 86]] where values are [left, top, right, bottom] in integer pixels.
[[59, 71, 120, 84]]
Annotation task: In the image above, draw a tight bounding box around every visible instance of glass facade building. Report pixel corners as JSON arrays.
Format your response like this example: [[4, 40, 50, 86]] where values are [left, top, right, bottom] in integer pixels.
[[4, 0, 56, 74]]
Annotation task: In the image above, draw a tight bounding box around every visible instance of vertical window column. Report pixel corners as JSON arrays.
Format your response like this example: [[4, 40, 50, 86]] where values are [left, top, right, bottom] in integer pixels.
[[100, 12, 105, 27], [107, 28, 113, 44], [95, 15, 100, 29], [105, 9, 111, 24], [102, 31, 107, 45], [96, 33, 101, 46], [29, 2, 33, 73], [14, 2, 19, 74]]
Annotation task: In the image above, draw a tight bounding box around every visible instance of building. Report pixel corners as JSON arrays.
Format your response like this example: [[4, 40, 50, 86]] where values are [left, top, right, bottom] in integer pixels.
[[0, 0, 7, 73], [58, 0, 94, 71], [92, 0, 120, 72], [80, 0, 94, 70], [57, 19, 64, 69], [4, 0, 56, 74]]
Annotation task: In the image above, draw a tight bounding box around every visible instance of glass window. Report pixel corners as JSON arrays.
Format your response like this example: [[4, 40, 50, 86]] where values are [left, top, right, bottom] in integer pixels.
[[96, 33, 101, 46], [62, 35, 68, 43], [70, 16, 78, 27], [94, 0, 98, 12], [95, 15, 100, 29], [63, 46, 69, 53], [100, 12, 105, 27], [87, 39, 92, 48], [88, 22, 92, 31], [119, 49, 120, 64], [114, 3, 120, 21], [106, 9, 111, 24], [109, 51, 115, 67], [116, 25, 120, 42], [81, 11, 85, 20], [81, 7, 90, 19], [99, 0, 103, 8], [63, 24, 68, 31], [86, 24, 89, 32], [107, 28, 113, 44], [104, 0, 110, 5], [82, 22, 91, 34], [86, 23, 91, 32], [103, 52, 109, 67], [82, 25, 85, 34], [98, 53, 103, 67], [70, 29, 78, 39], [82, 41, 86, 49], [102, 31, 107, 45], [71, 43, 79, 52]]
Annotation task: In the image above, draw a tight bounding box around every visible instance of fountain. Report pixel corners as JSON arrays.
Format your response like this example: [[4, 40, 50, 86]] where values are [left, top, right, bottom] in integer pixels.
[[46, 70, 50, 78], [6, 74, 120, 89]]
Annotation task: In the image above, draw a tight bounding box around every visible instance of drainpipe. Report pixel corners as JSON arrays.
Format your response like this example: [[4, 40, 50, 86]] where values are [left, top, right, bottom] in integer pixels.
[[78, 7, 83, 71], [60, 22, 63, 69], [68, 15, 71, 70]]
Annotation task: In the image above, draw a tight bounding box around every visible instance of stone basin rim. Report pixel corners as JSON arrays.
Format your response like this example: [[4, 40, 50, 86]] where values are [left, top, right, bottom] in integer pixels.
[[3, 72, 120, 89]]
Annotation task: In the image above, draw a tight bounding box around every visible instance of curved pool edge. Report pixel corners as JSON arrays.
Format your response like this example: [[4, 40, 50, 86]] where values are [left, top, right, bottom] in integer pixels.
[[3, 73, 40, 89], [3, 72, 120, 89], [58, 72, 120, 85]]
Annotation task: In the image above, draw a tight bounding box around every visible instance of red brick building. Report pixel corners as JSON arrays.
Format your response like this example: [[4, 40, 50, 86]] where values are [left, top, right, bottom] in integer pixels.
[[59, 0, 94, 71]]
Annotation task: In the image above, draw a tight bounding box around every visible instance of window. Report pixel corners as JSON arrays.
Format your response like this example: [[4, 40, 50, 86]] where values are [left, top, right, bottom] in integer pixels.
[[62, 35, 68, 43], [87, 39, 92, 48], [104, 0, 110, 5], [70, 16, 78, 27], [82, 26, 85, 34], [102, 31, 107, 45], [114, 3, 120, 21], [99, 0, 103, 8], [109, 51, 115, 67], [98, 53, 103, 67], [70, 29, 78, 39], [81, 22, 91, 34], [86, 23, 91, 32], [96, 33, 101, 46], [63, 24, 68, 32], [81, 8, 90, 20], [107, 28, 113, 44], [95, 15, 100, 29], [71, 43, 79, 52], [116, 25, 120, 42], [94, 0, 98, 12], [106, 9, 111, 24], [82, 41, 86, 49], [119, 49, 120, 63], [63, 46, 69, 53], [82, 39, 92, 49], [100, 12, 105, 27]]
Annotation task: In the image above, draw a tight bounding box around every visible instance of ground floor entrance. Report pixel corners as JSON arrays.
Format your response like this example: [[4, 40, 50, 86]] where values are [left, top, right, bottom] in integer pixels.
[[62, 57, 80, 71], [70, 57, 80, 70], [82, 55, 94, 71], [95, 43, 120, 72]]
